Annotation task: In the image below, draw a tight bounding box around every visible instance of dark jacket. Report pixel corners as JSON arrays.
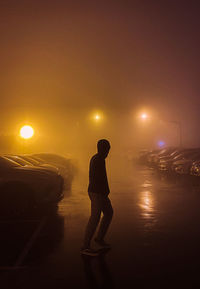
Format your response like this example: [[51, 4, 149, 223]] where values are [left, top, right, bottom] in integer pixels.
[[88, 153, 110, 195]]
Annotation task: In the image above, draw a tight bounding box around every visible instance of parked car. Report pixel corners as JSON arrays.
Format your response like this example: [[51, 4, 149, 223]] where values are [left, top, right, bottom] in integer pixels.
[[5, 155, 58, 174], [171, 151, 200, 175], [157, 148, 189, 164], [158, 149, 200, 172], [0, 156, 64, 215], [152, 147, 177, 166], [17, 155, 60, 174], [32, 153, 70, 175], [32, 153, 76, 187], [146, 149, 162, 164]]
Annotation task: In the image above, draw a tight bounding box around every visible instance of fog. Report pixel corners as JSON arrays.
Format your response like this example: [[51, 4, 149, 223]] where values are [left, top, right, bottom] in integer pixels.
[[0, 0, 200, 178]]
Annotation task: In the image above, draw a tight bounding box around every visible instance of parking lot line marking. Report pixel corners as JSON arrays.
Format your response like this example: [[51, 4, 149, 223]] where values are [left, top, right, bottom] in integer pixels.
[[14, 216, 47, 267]]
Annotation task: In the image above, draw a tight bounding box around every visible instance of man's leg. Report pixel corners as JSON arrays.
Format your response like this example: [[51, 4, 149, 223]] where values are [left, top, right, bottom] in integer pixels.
[[96, 196, 113, 241], [83, 193, 102, 248]]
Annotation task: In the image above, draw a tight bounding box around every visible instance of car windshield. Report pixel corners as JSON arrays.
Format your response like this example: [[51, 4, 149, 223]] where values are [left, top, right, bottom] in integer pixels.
[[160, 148, 175, 155], [173, 151, 199, 160], [170, 150, 185, 157], [0, 157, 21, 168], [34, 154, 66, 164], [31, 156, 44, 163], [6, 156, 32, 166], [158, 149, 167, 155], [20, 156, 39, 165]]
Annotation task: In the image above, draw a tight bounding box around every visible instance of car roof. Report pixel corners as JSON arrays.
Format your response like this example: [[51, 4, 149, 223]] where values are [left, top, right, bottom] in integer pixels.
[[0, 156, 21, 167]]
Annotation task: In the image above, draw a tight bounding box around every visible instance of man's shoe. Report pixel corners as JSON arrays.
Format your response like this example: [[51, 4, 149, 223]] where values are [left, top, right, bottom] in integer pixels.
[[94, 238, 111, 248], [81, 247, 99, 257]]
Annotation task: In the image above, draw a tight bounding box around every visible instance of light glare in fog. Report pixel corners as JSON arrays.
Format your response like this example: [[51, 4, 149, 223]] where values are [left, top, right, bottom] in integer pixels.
[[141, 113, 148, 120], [20, 125, 34, 139], [95, 114, 100, 120]]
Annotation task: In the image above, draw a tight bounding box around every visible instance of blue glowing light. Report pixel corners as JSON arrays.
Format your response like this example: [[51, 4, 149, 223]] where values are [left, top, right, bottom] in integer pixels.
[[158, 140, 165, 147]]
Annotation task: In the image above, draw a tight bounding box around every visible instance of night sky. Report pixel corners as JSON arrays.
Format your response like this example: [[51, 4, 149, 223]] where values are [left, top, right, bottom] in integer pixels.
[[0, 0, 200, 149]]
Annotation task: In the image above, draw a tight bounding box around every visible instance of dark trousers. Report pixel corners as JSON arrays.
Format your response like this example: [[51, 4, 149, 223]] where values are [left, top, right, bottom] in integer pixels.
[[83, 192, 113, 248]]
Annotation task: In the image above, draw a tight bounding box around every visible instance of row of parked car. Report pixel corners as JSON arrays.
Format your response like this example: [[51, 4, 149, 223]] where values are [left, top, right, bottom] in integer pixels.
[[0, 153, 76, 215], [139, 147, 200, 177]]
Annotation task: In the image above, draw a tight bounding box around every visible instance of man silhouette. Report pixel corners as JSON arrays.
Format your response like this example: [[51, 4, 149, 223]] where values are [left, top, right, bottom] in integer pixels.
[[81, 139, 113, 256]]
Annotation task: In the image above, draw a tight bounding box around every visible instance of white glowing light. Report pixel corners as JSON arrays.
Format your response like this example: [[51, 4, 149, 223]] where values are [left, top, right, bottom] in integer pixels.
[[95, 114, 100, 120], [20, 125, 34, 139], [141, 113, 148, 120]]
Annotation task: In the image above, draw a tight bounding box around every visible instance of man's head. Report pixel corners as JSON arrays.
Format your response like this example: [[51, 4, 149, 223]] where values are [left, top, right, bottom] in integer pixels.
[[97, 139, 111, 158]]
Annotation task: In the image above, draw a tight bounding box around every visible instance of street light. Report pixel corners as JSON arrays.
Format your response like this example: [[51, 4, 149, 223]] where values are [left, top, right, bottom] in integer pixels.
[[92, 112, 103, 122], [140, 113, 148, 120], [138, 109, 183, 147], [94, 114, 101, 121], [20, 125, 34, 140]]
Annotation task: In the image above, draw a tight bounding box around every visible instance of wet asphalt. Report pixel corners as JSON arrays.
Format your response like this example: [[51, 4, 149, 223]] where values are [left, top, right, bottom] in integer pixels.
[[1, 161, 200, 289]]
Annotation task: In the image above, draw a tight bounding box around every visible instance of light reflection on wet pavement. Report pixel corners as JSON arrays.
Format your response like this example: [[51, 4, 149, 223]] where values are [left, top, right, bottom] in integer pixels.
[[2, 163, 200, 289]]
